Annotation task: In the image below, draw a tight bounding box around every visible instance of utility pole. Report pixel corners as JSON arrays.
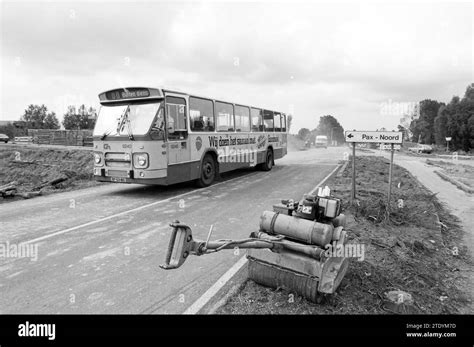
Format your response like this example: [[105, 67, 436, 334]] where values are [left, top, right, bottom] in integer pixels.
[[387, 143, 394, 213]]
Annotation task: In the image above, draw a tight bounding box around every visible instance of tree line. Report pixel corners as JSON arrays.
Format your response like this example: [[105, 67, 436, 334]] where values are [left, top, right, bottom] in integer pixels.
[[21, 104, 97, 130], [0, 104, 97, 138], [407, 83, 474, 151]]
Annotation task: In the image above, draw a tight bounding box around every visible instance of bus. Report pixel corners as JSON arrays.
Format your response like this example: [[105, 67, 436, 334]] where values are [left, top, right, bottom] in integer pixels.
[[92, 87, 288, 187]]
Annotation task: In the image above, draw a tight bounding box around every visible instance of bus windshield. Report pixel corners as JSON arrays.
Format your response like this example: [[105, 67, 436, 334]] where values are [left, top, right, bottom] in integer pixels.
[[93, 102, 162, 137]]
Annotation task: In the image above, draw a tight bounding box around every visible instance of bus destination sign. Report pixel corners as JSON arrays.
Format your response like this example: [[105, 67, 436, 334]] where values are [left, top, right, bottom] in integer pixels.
[[105, 88, 150, 101]]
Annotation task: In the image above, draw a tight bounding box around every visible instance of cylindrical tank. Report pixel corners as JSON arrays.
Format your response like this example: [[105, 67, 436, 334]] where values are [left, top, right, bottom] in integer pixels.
[[259, 211, 334, 247]]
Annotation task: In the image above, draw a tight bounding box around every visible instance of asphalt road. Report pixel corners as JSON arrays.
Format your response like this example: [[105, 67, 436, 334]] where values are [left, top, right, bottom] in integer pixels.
[[0, 147, 345, 314]]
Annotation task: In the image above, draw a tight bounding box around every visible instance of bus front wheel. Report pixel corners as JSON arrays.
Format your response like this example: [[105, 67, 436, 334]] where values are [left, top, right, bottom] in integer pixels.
[[260, 149, 273, 171], [196, 154, 216, 187]]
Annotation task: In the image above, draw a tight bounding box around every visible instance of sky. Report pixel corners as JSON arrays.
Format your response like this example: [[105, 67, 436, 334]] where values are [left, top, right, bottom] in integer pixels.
[[1, 0, 472, 133]]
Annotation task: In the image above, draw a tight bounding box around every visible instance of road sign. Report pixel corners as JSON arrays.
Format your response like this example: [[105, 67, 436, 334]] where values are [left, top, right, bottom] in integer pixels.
[[345, 131, 403, 144], [346, 130, 403, 213], [445, 137, 452, 141]]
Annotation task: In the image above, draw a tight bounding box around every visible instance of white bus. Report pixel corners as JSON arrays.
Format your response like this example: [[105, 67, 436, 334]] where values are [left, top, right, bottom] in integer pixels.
[[92, 87, 288, 187]]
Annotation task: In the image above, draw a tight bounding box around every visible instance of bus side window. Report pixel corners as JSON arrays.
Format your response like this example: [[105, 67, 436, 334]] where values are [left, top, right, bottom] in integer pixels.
[[190, 97, 215, 132], [235, 105, 250, 132], [281, 114, 286, 132], [274, 112, 281, 132], [251, 108, 263, 132], [215, 102, 234, 132], [263, 110, 274, 132]]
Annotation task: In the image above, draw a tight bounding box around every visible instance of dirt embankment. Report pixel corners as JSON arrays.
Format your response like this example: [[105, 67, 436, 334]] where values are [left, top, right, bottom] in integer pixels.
[[218, 156, 472, 314], [0, 146, 98, 202]]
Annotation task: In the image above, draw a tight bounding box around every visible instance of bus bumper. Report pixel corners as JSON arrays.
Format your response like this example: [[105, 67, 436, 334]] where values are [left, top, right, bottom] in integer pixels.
[[93, 168, 168, 185]]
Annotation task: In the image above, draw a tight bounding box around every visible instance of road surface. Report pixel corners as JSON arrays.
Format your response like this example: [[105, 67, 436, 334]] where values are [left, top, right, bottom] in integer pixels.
[[0, 147, 345, 314]]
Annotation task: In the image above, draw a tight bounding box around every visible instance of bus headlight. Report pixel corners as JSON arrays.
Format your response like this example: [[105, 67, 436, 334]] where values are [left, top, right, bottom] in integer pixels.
[[94, 152, 103, 165], [133, 153, 149, 168]]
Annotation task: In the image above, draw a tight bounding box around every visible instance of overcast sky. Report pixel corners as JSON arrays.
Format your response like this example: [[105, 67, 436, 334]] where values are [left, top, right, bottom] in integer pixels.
[[1, 0, 472, 133]]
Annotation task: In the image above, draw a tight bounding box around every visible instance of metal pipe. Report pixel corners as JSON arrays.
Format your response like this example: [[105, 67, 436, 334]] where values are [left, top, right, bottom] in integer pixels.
[[205, 240, 273, 250], [252, 231, 325, 260], [259, 211, 334, 247]]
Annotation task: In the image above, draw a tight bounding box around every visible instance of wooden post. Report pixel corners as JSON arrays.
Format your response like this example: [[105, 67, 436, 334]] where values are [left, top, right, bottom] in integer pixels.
[[387, 143, 394, 212], [351, 142, 356, 204]]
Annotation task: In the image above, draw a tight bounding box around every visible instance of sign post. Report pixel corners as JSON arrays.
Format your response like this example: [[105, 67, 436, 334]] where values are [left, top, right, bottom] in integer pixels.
[[351, 142, 356, 204], [387, 143, 394, 212], [345, 131, 403, 210], [445, 137, 452, 152]]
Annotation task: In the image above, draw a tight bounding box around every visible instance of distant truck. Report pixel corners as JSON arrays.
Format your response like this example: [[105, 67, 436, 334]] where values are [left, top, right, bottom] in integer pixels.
[[314, 135, 328, 148]]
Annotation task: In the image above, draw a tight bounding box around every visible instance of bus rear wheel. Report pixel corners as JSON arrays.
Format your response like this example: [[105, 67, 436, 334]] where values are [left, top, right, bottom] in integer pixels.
[[260, 149, 273, 171], [196, 154, 216, 187]]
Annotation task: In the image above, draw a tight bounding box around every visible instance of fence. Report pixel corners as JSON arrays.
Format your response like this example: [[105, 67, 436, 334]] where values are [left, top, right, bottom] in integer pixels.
[[27, 129, 94, 147]]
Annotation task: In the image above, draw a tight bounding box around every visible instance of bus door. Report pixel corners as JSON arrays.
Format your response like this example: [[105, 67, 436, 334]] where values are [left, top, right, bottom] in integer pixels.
[[165, 95, 190, 165]]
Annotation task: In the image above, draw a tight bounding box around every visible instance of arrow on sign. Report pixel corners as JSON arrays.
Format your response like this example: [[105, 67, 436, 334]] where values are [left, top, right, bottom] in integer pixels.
[[347, 133, 354, 138]]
